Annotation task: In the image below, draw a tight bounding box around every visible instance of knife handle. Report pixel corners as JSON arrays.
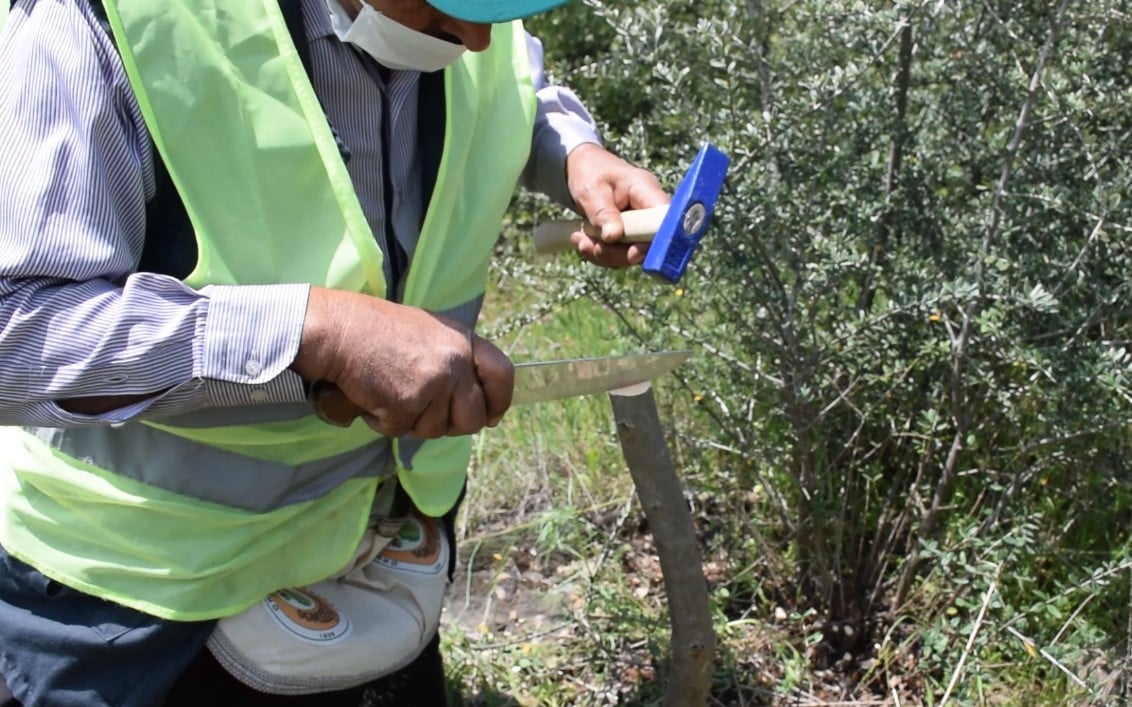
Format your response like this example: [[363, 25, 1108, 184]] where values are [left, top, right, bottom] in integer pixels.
[[308, 380, 363, 427], [533, 205, 668, 255]]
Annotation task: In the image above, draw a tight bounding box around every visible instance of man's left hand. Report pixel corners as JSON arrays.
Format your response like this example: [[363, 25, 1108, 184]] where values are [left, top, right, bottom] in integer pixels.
[[565, 143, 670, 269]]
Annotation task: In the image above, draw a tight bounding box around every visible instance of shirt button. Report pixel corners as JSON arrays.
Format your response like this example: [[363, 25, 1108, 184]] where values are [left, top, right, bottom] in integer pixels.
[[245, 360, 263, 376], [249, 389, 269, 403]]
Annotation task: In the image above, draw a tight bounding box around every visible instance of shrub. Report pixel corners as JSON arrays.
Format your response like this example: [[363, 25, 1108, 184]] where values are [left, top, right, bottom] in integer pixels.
[[520, 0, 1132, 699]]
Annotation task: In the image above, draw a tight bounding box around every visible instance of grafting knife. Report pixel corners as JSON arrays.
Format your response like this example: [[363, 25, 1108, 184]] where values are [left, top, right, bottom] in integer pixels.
[[310, 350, 691, 427]]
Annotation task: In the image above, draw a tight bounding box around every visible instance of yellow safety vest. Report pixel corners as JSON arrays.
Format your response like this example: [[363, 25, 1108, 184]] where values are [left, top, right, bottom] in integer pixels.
[[0, 0, 534, 620]]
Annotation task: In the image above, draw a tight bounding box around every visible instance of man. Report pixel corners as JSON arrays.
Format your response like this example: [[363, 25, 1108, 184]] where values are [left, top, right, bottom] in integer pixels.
[[0, 0, 668, 705]]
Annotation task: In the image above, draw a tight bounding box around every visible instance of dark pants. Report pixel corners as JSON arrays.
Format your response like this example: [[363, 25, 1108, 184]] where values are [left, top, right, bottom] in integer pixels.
[[0, 547, 448, 707]]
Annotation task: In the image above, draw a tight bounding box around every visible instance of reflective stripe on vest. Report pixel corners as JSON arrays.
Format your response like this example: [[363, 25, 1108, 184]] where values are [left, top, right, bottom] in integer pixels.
[[0, 0, 535, 620]]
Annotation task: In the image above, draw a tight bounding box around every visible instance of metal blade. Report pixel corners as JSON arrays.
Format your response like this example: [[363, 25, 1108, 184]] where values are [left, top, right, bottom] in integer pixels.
[[512, 350, 691, 406]]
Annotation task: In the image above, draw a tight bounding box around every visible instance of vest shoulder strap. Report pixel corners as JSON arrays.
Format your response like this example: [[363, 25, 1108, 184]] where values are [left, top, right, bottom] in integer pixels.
[[135, 0, 315, 279], [19, 0, 446, 280], [70, 0, 309, 278], [119, 0, 445, 281]]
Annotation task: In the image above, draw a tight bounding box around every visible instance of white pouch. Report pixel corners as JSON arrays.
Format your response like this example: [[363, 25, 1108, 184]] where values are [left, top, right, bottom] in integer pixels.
[[206, 504, 449, 695]]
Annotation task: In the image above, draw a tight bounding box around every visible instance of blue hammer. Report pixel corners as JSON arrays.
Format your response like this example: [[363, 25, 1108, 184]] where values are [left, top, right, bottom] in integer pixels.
[[533, 143, 730, 284]]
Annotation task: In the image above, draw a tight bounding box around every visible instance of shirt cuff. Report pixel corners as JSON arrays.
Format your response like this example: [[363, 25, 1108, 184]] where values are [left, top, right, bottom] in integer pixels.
[[193, 369, 308, 409], [197, 283, 310, 406]]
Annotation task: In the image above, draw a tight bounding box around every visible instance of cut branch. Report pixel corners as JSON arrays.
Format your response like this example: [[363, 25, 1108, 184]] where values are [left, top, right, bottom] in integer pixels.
[[610, 384, 716, 707]]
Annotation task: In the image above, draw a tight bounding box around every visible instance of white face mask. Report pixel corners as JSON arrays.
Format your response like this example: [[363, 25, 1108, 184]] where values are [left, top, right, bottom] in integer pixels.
[[326, 1, 467, 73]]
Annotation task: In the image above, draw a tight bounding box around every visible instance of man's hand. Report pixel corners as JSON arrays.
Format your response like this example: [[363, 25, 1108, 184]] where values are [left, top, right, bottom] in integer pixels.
[[292, 287, 514, 439], [565, 143, 670, 268]]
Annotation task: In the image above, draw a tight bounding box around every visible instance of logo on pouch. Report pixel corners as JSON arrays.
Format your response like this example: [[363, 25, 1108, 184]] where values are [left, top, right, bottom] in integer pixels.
[[263, 587, 352, 643], [377, 513, 446, 574]]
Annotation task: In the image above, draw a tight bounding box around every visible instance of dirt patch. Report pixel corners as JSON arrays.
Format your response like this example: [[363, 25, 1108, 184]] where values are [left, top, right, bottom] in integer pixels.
[[445, 548, 580, 639]]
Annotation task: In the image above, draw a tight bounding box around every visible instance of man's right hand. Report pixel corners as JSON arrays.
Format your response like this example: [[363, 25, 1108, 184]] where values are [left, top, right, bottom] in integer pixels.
[[291, 287, 514, 439]]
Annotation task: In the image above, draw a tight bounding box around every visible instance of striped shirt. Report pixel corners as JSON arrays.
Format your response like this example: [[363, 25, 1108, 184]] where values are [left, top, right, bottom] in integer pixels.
[[0, 0, 599, 427]]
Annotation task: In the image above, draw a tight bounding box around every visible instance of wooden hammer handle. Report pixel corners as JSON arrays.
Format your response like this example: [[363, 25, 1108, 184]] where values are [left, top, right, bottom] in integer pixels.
[[532, 204, 669, 255]]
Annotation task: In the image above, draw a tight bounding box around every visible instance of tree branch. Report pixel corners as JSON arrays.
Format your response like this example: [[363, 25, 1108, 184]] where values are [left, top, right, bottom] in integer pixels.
[[895, 0, 1073, 607]]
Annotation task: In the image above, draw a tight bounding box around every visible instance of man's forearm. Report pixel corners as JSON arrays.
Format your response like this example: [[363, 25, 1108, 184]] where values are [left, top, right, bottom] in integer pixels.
[[0, 275, 309, 427]]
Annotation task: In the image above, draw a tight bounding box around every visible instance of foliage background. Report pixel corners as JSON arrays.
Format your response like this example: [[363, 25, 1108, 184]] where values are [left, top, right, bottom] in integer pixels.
[[443, 1, 1132, 704]]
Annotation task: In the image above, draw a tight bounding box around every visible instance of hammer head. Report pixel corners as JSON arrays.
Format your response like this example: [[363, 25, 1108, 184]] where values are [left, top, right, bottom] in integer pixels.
[[642, 143, 730, 284]]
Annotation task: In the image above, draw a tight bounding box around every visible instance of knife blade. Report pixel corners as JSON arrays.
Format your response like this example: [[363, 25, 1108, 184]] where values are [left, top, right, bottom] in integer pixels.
[[511, 350, 691, 405], [309, 350, 691, 427]]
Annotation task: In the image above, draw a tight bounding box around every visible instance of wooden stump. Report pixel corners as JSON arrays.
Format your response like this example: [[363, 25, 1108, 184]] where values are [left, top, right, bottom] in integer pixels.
[[609, 383, 715, 707]]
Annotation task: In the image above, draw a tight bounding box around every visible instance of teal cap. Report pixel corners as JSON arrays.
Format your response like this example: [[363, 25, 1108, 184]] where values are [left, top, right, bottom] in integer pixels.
[[428, 0, 570, 22]]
